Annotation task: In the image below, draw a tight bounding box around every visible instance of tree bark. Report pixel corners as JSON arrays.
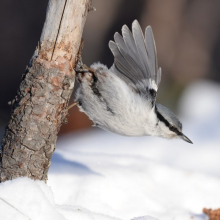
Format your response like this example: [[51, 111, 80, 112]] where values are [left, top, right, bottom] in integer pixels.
[[0, 0, 91, 182]]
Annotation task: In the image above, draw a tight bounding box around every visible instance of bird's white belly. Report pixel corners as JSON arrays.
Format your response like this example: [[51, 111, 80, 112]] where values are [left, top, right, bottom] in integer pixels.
[[97, 107, 158, 137]]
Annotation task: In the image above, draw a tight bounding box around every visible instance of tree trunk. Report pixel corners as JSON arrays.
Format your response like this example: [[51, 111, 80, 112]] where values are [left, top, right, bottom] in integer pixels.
[[0, 0, 91, 182]]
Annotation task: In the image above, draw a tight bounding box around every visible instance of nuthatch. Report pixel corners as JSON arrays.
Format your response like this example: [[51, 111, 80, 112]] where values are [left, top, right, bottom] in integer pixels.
[[75, 20, 192, 144]]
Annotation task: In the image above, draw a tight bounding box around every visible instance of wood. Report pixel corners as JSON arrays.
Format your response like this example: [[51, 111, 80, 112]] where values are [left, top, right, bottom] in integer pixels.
[[0, 0, 91, 182]]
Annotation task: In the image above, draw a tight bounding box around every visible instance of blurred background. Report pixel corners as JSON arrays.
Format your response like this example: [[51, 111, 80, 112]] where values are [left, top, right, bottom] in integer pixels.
[[0, 0, 220, 136]]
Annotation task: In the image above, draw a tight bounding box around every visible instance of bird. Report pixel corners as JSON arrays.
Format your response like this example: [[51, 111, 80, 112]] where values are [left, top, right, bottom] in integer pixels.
[[75, 20, 193, 144]]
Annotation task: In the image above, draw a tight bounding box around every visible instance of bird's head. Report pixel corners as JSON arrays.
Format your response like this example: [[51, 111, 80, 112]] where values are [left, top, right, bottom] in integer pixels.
[[155, 103, 193, 144]]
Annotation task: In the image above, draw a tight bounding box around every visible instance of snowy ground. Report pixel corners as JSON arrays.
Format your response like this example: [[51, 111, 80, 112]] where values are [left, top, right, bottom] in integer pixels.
[[0, 80, 220, 220]]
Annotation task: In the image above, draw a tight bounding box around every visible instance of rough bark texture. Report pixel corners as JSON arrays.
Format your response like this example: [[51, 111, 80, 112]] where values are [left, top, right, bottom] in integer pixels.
[[0, 0, 91, 182]]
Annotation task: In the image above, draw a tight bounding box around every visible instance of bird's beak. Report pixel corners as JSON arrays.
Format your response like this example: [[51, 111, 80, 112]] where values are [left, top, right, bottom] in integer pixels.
[[180, 133, 193, 144]]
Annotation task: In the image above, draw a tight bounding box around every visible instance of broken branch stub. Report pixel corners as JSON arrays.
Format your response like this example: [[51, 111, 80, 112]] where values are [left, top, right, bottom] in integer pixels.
[[0, 0, 91, 182]]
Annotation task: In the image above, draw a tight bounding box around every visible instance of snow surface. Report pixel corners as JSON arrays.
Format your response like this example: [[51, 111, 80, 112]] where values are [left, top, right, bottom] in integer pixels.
[[0, 80, 220, 220], [0, 178, 122, 220]]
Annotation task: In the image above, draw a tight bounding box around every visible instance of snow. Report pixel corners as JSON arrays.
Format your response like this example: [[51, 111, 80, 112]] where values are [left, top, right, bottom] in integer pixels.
[[0, 80, 220, 220], [0, 178, 63, 220], [0, 178, 121, 220]]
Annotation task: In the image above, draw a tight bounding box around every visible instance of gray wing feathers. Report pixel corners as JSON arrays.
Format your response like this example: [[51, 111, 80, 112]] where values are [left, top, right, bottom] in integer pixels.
[[109, 20, 162, 90], [109, 41, 138, 84], [132, 20, 151, 79], [114, 32, 144, 79], [122, 25, 137, 58], [122, 25, 146, 75], [110, 64, 134, 86], [145, 26, 158, 80]]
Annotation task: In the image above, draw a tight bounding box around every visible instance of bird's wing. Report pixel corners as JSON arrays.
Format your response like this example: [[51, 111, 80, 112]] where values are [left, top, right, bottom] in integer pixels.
[[109, 20, 162, 107]]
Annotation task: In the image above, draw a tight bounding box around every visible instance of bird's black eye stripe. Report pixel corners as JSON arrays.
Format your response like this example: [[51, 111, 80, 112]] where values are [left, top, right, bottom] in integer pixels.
[[169, 125, 182, 135], [155, 106, 169, 127], [155, 106, 181, 135]]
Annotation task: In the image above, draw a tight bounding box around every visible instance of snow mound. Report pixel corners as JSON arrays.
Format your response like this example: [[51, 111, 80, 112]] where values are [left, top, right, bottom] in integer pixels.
[[0, 178, 120, 220]]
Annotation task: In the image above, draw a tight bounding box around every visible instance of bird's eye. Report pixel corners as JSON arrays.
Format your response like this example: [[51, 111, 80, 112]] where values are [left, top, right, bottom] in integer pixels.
[[169, 125, 182, 135], [169, 125, 175, 132]]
